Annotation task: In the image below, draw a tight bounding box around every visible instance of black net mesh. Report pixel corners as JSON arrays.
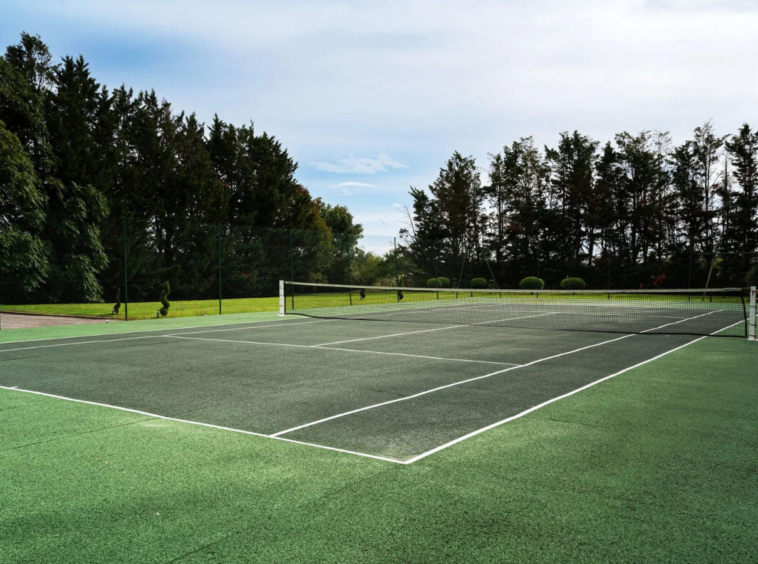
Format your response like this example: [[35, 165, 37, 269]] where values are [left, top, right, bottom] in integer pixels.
[[284, 282, 750, 338]]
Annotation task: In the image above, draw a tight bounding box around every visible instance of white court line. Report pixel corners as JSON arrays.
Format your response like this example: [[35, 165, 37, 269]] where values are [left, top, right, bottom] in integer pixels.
[[164, 319, 328, 336], [401, 336, 706, 464], [0, 312, 743, 466], [163, 335, 520, 366], [0, 385, 404, 465], [271, 310, 720, 438], [336, 300, 503, 319], [319, 346, 520, 366], [640, 310, 716, 332], [0, 335, 161, 354], [0, 316, 315, 347], [403, 316, 747, 464], [0, 320, 326, 354], [311, 312, 559, 347], [710, 319, 748, 335], [270, 332, 635, 437]]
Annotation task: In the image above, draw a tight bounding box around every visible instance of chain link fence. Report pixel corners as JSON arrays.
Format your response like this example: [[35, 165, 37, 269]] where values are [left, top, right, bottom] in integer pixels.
[[2, 216, 756, 329]]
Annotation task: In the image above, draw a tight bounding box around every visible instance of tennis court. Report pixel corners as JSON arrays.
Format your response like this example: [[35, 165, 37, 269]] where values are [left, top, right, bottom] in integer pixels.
[[2, 284, 755, 463]]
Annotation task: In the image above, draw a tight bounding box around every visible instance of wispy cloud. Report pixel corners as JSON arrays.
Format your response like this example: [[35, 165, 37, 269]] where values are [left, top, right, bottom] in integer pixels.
[[330, 181, 376, 188], [645, 0, 758, 12], [312, 154, 409, 174]]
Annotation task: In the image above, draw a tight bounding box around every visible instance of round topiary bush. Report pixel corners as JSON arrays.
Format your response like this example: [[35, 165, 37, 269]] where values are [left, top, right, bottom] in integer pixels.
[[427, 277, 451, 288], [471, 277, 487, 288], [519, 277, 545, 290], [560, 277, 586, 290]]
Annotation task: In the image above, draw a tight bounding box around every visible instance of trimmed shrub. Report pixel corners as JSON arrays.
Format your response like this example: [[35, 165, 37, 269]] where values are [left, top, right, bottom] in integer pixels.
[[471, 277, 487, 288], [487, 279, 496, 289], [427, 277, 451, 288], [519, 277, 545, 290], [560, 277, 586, 290], [159, 281, 171, 316]]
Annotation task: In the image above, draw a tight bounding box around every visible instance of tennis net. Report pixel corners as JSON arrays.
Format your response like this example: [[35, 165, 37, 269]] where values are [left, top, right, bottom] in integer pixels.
[[281, 282, 756, 338]]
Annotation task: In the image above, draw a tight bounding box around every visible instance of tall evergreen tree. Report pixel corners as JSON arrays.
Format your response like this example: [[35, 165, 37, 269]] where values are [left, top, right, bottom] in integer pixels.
[[725, 124, 758, 282], [545, 131, 598, 274]]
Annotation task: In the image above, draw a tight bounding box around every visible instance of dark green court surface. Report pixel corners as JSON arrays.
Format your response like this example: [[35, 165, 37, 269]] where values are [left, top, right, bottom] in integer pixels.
[[1, 316, 757, 564], [0, 315, 726, 462]]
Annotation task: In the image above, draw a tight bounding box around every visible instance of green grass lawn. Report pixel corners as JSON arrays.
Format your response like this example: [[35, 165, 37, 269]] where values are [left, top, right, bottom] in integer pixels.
[[3, 296, 280, 320], [1, 335, 756, 563]]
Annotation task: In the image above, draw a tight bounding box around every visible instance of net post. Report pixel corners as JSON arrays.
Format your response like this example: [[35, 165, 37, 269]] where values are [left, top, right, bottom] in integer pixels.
[[279, 280, 285, 317], [749, 286, 756, 341]]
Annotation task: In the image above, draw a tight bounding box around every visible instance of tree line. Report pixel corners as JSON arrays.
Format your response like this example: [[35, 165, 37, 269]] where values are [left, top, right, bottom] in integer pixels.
[[2, 33, 756, 307], [0, 33, 362, 304], [401, 125, 758, 290]]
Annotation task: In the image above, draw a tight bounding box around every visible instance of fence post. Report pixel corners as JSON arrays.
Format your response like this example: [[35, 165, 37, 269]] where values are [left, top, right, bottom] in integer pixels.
[[749, 286, 756, 341], [123, 217, 129, 321], [434, 241, 439, 299], [607, 258, 611, 299], [347, 235, 352, 285], [347, 236, 353, 306], [687, 244, 693, 301], [484, 258, 499, 290], [536, 248, 541, 280], [289, 230, 295, 308], [218, 224, 222, 316], [394, 237, 399, 286], [0, 248, 3, 330], [457, 249, 467, 290]]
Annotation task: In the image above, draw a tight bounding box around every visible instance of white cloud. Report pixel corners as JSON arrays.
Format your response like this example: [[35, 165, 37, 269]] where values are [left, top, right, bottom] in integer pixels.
[[10, 0, 758, 229], [646, 0, 758, 12], [312, 154, 409, 175], [330, 181, 376, 188], [341, 189, 352, 196]]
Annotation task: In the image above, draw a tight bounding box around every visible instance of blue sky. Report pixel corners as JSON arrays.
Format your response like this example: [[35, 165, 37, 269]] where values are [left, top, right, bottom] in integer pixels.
[[3, 0, 757, 251]]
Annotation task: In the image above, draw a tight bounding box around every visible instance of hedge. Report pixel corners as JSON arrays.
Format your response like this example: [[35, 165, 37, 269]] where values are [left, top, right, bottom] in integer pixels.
[[519, 277, 545, 290], [560, 277, 586, 290], [427, 277, 451, 288], [471, 277, 488, 288]]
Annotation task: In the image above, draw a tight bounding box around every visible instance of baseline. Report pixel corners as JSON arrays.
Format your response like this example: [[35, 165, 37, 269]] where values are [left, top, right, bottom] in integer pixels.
[[0, 385, 404, 464]]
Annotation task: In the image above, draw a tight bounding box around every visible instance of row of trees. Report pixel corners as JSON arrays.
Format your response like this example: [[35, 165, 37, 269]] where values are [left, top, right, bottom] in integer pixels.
[[401, 125, 758, 289], [3, 33, 756, 306], [1, 33, 362, 303]]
